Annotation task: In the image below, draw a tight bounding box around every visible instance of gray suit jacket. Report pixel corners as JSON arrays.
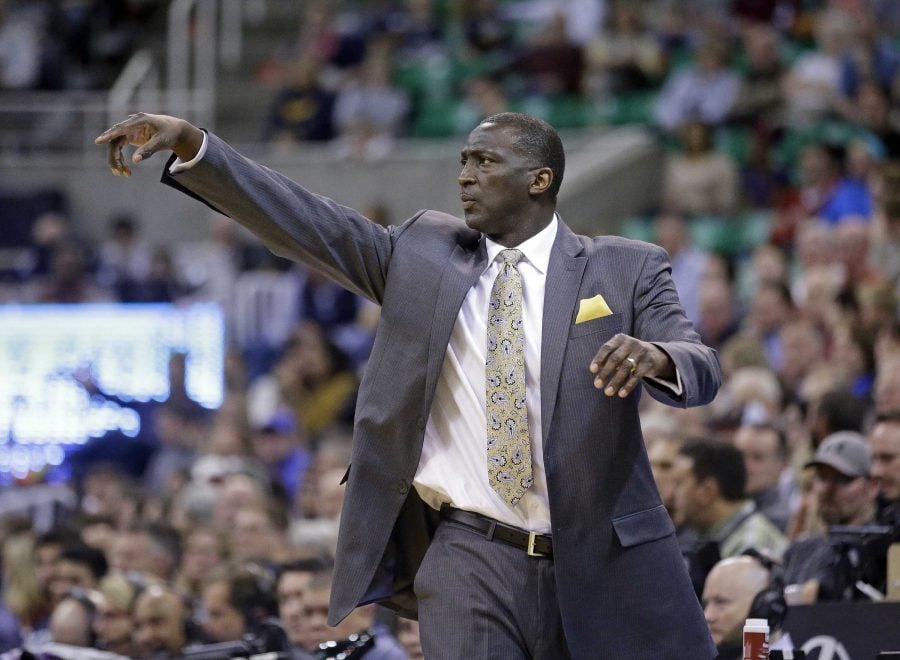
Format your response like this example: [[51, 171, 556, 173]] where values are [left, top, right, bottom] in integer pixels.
[[163, 133, 721, 659]]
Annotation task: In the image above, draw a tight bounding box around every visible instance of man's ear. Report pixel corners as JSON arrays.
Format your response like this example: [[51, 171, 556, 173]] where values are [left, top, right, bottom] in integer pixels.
[[529, 167, 553, 196]]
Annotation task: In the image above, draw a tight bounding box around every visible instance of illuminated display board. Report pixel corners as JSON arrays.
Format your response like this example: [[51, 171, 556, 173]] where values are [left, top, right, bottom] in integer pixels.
[[0, 303, 224, 479]]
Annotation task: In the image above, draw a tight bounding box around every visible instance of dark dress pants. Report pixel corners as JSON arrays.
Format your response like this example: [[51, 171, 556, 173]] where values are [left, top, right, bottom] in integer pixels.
[[413, 519, 572, 659]]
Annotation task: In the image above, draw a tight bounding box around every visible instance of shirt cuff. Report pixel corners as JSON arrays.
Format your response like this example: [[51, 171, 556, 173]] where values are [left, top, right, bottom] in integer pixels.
[[646, 369, 683, 397], [168, 130, 208, 174]]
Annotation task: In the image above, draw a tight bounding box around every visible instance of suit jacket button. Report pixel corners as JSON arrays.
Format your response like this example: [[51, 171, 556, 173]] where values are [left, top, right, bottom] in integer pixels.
[[416, 416, 426, 429], [398, 481, 409, 494]]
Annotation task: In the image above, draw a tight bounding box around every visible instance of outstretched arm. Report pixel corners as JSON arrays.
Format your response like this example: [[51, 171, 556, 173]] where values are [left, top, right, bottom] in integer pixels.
[[95, 113, 396, 305]]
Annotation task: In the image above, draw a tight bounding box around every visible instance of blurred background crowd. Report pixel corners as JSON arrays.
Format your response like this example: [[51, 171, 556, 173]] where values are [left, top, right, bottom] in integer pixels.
[[2, 0, 900, 658]]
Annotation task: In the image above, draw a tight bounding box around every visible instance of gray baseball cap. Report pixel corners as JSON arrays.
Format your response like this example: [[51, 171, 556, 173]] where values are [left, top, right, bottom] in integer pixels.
[[804, 431, 871, 477]]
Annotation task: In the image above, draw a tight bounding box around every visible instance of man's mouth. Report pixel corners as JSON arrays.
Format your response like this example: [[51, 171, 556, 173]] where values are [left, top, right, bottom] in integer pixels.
[[461, 194, 475, 210]]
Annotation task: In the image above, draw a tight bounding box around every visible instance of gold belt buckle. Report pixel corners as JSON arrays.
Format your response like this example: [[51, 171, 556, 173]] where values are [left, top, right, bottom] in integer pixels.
[[527, 531, 546, 557]]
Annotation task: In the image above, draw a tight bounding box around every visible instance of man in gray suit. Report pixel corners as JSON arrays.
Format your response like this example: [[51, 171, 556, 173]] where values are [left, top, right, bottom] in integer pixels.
[[97, 111, 721, 658]]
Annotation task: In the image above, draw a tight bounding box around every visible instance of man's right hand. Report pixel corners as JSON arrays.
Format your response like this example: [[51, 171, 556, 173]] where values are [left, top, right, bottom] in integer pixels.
[[94, 113, 204, 177]]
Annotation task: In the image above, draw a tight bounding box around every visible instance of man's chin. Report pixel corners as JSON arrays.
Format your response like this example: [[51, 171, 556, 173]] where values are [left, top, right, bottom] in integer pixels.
[[463, 211, 485, 231]]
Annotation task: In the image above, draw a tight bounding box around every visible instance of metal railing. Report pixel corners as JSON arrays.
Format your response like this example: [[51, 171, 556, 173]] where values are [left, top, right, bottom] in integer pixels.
[[0, 0, 263, 162]]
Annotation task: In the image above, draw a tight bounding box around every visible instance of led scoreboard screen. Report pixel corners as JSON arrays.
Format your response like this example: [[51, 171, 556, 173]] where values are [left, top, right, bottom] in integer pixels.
[[0, 303, 224, 481]]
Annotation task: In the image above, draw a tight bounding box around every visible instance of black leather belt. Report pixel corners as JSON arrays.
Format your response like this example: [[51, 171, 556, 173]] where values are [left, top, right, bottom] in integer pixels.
[[440, 504, 553, 558]]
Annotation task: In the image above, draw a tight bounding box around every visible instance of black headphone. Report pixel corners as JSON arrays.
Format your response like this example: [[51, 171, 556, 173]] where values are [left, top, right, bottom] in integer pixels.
[[742, 548, 788, 632], [230, 562, 279, 633]]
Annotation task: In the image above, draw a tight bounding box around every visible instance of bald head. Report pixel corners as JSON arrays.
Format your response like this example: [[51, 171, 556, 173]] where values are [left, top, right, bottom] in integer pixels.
[[133, 586, 188, 656], [703, 557, 771, 647], [50, 596, 96, 647]]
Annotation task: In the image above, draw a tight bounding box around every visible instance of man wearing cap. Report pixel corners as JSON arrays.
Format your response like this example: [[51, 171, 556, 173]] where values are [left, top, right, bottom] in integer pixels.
[[782, 431, 877, 598]]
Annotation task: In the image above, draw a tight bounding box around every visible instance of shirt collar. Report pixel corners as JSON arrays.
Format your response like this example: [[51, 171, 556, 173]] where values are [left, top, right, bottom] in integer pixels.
[[484, 214, 558, 275]]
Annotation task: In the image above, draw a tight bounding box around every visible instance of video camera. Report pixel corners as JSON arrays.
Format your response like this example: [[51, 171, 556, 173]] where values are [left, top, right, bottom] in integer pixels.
[[181, 619, 292, 659], [824, 519, 899, 601]]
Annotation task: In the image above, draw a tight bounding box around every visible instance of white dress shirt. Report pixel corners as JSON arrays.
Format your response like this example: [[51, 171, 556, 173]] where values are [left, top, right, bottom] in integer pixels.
[[414, 217, 558, 534]]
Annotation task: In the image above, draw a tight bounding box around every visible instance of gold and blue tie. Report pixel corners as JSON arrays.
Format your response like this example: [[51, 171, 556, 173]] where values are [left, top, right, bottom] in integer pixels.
[[486, 248, 532, 506]]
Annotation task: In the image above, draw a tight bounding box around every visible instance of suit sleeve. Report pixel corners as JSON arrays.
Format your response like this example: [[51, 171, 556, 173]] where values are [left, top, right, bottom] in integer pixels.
[[633, 244, 722, 408], [161, 132, 398, 305]]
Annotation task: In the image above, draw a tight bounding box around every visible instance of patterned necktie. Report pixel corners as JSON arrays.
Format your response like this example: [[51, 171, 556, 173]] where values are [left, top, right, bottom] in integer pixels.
[[486, 248, 532, 506]]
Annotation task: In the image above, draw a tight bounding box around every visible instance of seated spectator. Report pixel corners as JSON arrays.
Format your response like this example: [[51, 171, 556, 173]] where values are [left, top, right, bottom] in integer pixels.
[[48, 545, 108, 606], [30, 240, 111, 304], [661, 121, 740, 217], [174, 526, 227, 601], [142, 404, 202, 496], [211, 470, 272, 532], [230, 503, 290, 565], [583, 0, 665, 98], [829, 321, 876, 399], [454, 75, 512, 134], [48, 589, 100, 648], [782, 8, 854, 126], [703, 554, 790, 660], [709, 366, 782, 434], [122, 246, 191, 303], [738, 243, 790, 304], [0, 0, 44, 90], [673, 438, 787, 595], [823, 139, 881, 226], [744, 281, 794, 372], [653, 213, 711, 325], [275, 557, 333, 656], [291, 570, 405, 659], [729, 23, 786, 129], [740, 130, 790, 210], [838, 10, 899, 100], [782, 431, 876, 600], [108, 524, 180, 582], [778, 318, 827, 399], [380, 0, 445, 61], [288, 0, 367, 76], [460, 0, 515, 63], [870, 412, 900, 526], [250, 321, 357, 439], [773, 144, 842, 247], [262, 56, 336, 145], [734, 424, 795, 532], [93, 571, 154, 657], [849, 79, 900, 159], [332, 39, 410, 161], [654, 33, 741, 132], [96, 214, 152, 298], [516, 12, 584, 98], [647, 430, 686, 523], [834, 219, 876, 290], [1, 532, 47, 648], [250, 407, 311, 509], [696, 277, 741, 351], [199, 564, 279, 645], [132, 585, 195, 658]]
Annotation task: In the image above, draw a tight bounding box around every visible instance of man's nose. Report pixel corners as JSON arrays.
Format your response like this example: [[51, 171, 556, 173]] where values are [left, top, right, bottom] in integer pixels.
[[458, 164, 474, 185]]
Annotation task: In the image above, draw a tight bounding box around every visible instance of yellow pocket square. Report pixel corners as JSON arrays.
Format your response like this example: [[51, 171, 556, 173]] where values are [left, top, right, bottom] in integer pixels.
[[575, 294, 613, 324]]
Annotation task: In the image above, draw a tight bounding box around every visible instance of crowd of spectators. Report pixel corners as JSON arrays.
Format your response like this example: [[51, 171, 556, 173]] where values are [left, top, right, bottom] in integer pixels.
[[3, 0, 900, 658], [0, 0, 165, 92]]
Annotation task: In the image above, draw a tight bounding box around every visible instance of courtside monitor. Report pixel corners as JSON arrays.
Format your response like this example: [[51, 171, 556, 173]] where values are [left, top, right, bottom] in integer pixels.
[[0, 303, 224, 481]]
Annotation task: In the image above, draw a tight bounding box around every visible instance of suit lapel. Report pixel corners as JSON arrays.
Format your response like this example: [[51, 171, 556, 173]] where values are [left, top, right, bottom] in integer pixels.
[[423, 236, 487, 409], [540, 221, 586, 446]]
